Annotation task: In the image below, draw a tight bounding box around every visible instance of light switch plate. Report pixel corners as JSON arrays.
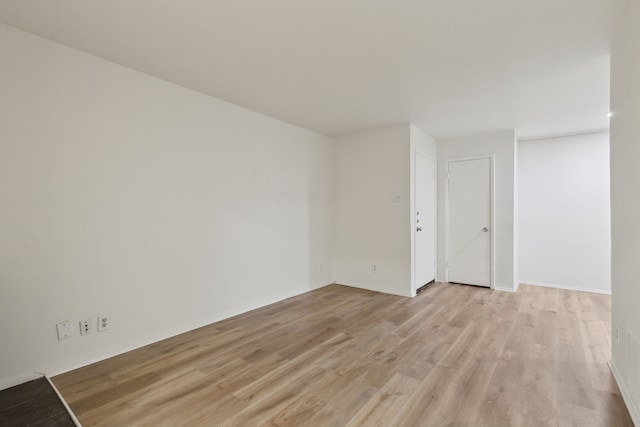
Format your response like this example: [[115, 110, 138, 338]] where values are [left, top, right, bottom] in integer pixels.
[[56, 321, 73, 340]]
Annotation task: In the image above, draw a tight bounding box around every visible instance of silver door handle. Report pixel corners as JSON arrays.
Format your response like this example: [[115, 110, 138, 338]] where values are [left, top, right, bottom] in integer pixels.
[[417, 227, 423, 232], [482, 227, 489, 232]]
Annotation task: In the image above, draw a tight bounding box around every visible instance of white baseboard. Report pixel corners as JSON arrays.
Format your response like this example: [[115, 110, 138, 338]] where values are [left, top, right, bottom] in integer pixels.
[[609, 361, 640, 426], [333, 280, 412, 298], [493, 285, 517, 293], [0, 372, 44, 392], [520, 280, 611, 295]]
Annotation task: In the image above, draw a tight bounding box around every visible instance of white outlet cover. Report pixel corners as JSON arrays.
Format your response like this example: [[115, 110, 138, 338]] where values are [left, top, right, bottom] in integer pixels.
[[98, 315, 110, 332], [79, 318, 95, 336], [56, 321, 73, 340]]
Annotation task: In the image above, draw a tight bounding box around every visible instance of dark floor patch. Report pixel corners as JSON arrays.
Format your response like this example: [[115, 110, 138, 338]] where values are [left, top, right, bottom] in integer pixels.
[[0, 378, 75, 427], [416, 280, 435, 294]]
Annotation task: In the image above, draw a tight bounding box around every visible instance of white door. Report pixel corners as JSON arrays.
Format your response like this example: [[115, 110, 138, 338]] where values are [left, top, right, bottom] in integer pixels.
[[415, 153, 436, 289], [446, 157, 491, 287]]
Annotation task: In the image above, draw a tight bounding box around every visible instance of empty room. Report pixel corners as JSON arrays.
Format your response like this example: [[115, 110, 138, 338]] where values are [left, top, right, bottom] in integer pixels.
[[1, 1, 639, 426]]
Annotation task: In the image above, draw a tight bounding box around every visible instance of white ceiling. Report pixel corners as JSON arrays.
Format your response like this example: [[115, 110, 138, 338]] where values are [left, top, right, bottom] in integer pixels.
[[0, 0, 620, 139]]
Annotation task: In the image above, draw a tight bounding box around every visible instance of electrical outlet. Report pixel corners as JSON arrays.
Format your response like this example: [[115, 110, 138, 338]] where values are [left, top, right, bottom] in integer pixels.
[[98, 315, 110, 332], [616, 327, 620, 344], [56, 321, 73, 341], [373, 265, 377, 273], [79, 318, 95, 336]]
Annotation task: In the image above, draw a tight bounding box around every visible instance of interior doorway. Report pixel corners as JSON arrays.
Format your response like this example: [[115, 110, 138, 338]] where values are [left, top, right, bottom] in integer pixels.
[[445, 156, 493, 288], [414, 152, 436, 293]]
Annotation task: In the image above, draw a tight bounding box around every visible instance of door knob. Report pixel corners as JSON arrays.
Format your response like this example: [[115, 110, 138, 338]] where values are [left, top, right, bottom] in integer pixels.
[[417, 227, 423, 232], [482, 227, 489, 232]]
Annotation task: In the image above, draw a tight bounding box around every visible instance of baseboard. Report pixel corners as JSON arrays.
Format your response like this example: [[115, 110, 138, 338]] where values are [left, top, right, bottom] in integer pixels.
[[0, 372, 44, 392], [334, 280, 412, 298], [493, 285, 518, 293], [609, 361, 640, 426], [39, 283, 334, 379], [520, 280, 611, 295]]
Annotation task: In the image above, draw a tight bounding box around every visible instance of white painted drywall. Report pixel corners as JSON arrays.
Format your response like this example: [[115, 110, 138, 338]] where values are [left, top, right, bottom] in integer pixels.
[[333, 124, 437, 297], [513, 137, 519, 291], [611, 0, 640, 422], [437, 131, 517, 291], [518, 132, 611, 294], [410, 124, 438, 160], [0, 24, 334, 388], [410, 125, 438, 294], [333, 125, 412, 297]]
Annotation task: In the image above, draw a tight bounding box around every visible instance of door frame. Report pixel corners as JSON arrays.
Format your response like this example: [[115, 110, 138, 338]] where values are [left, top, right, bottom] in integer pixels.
[[411, 150, 437, 296], [444, 154, 495, 289]]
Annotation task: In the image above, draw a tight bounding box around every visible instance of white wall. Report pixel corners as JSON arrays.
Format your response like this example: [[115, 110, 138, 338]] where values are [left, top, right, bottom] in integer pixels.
[[410, 125, 438, 294], [333, 125, 412, 296], [518, 132, 611, 294], [410, 124, 438, 160], [0, 23, 334, 388], [611, 0, 640, 422], [437, 130, 517, 291], [513, 137, 519, 290]]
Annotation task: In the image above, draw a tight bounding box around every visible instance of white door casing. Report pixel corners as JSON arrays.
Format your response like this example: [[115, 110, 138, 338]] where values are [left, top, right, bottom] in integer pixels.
[[445, 156, 492, 287], [414, 153, 436, 290]]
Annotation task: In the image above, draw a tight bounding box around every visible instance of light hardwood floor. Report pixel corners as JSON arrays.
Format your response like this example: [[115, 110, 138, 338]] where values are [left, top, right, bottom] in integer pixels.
[[53, 283, 633, 426]]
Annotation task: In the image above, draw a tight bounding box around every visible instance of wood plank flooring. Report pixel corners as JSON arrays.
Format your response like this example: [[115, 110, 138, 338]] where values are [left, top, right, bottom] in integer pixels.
[[53, 283, 634, 426]]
